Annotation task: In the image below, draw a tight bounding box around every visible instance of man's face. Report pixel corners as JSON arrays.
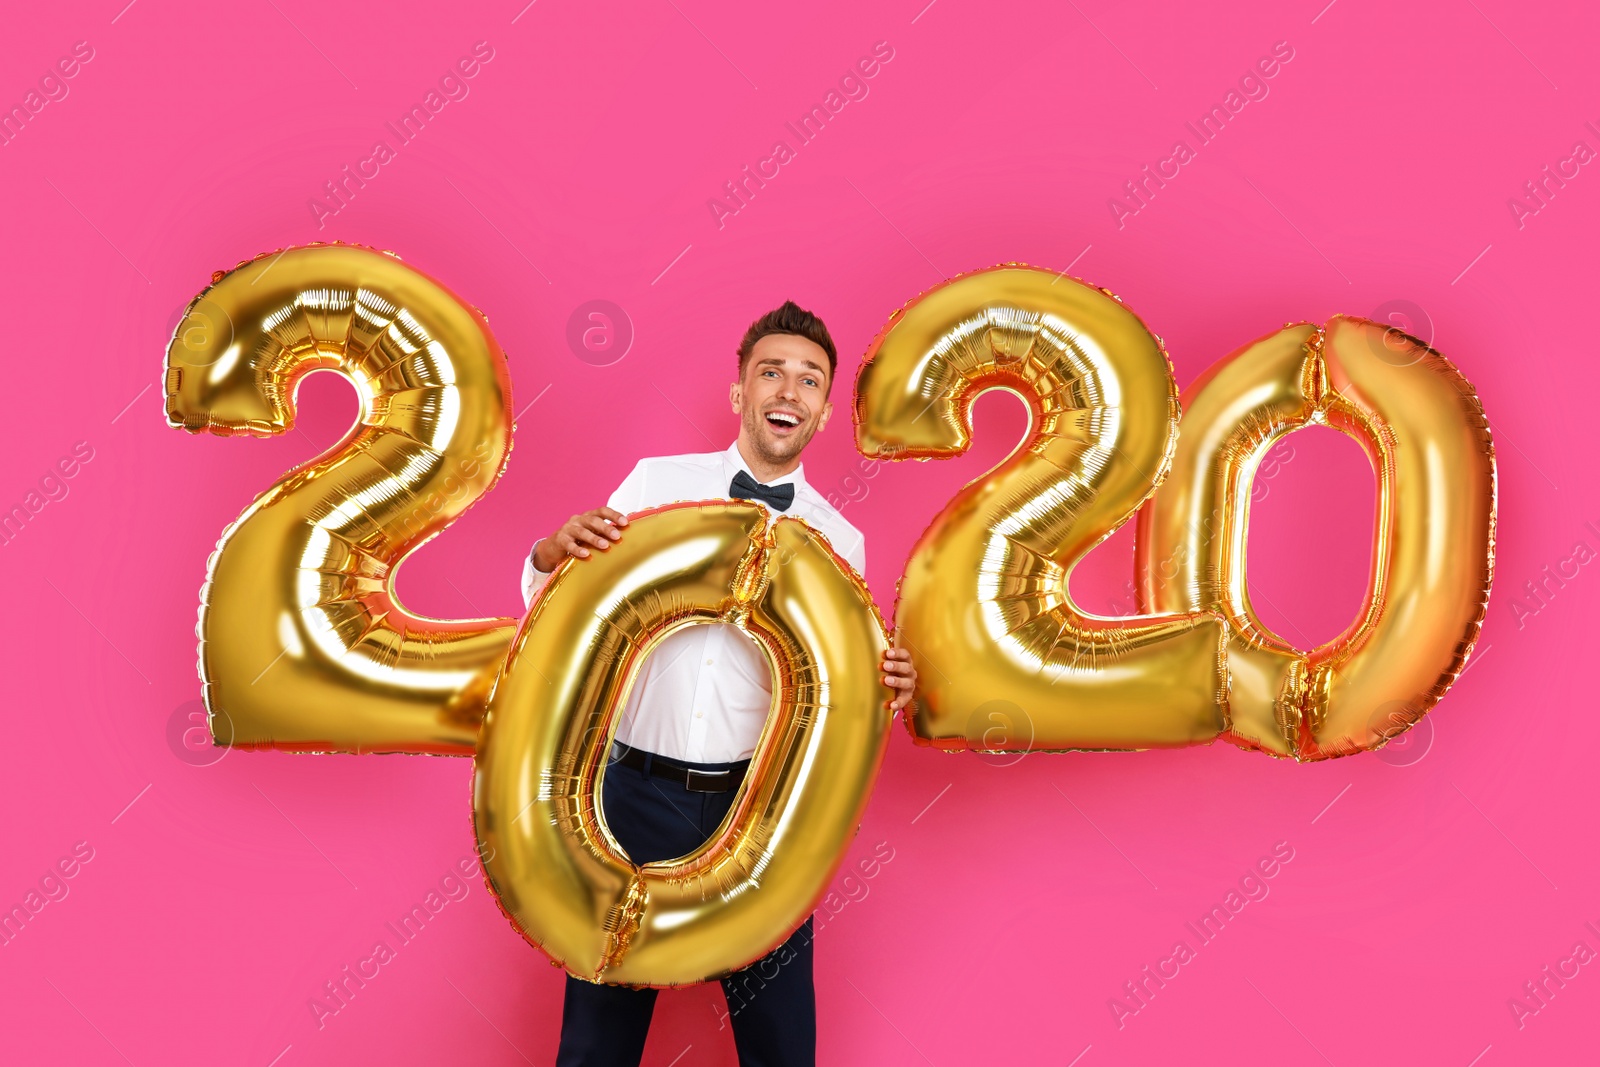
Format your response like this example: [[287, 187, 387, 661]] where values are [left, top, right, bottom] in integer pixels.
[[729, 333, 834, 469]]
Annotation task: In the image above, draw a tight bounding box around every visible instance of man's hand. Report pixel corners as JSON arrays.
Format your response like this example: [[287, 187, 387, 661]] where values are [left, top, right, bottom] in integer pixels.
[[881, 645, 917, 711], [532, 507, 629, 571]]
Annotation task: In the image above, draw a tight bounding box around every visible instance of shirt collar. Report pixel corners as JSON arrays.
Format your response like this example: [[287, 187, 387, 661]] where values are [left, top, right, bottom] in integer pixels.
[[724, 440, 805, 489]]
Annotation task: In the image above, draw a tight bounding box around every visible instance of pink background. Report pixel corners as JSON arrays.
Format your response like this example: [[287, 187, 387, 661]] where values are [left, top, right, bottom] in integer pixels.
[[2, 1, 1595, 1064]]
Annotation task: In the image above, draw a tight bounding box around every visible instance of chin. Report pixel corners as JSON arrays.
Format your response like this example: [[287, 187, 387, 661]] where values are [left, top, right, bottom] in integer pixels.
[[758, 437, 800, 461], [753, 427, 812, 463]]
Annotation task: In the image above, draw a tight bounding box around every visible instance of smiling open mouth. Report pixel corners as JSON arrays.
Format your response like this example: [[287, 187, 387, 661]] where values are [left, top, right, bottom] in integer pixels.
[[765, 410, 801, 430]]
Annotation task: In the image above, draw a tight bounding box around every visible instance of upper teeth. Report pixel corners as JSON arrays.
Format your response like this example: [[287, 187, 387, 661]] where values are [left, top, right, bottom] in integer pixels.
[[769, 412, 799, 425]]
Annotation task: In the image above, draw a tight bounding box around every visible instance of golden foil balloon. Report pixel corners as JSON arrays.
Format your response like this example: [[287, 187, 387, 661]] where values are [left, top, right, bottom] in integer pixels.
[[475, 501, 891, 986], [164, 243, 518, 754], [1136, 317, 1496, 759], [854, 264, 1230, 752]]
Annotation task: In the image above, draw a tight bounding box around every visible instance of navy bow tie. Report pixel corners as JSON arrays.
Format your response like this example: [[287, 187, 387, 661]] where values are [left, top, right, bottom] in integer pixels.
[[729, 469, 795, 512]]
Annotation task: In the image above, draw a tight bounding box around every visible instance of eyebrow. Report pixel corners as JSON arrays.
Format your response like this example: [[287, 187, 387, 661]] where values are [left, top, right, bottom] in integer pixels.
[[756, 356, 827, 375]]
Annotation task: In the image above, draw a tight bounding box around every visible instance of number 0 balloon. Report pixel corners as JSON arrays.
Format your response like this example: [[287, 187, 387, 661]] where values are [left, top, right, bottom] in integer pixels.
[[1137, 318, 1496, 759], [475, 502, 892, 985]]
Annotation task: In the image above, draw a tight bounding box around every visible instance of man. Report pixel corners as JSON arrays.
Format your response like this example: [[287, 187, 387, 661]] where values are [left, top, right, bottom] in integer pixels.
[[521, 300, 917, 1067]]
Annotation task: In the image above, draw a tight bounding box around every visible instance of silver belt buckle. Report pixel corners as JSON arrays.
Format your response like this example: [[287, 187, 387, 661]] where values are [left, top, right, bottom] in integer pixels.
[[684, 767, 730, 792]]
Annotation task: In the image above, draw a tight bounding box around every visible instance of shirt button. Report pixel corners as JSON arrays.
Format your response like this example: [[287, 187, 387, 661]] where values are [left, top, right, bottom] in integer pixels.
[[696, 711, 704, 718]]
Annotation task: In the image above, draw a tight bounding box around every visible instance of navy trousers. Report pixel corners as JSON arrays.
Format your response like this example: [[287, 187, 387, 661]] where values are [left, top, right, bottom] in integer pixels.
[[554, 750, 816, 1067]]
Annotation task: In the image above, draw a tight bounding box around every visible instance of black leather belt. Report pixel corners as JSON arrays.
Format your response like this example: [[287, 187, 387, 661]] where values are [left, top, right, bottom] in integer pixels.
[[610, 742, 750, 793]]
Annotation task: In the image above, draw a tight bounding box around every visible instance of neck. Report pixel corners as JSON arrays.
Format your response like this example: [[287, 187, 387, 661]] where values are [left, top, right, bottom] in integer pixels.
[[736, 437, 800, 483]]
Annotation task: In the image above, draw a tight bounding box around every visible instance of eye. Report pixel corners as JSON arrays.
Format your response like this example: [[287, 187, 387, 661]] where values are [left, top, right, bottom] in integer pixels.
[[803, 377, 818, 387]]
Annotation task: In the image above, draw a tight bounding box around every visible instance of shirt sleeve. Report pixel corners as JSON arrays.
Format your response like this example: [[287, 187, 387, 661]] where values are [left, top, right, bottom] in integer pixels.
[[606, 459, 650, 514], [520, 459, 652, 612], [843, 531, 866, 578], [520, 547, 550, 611]]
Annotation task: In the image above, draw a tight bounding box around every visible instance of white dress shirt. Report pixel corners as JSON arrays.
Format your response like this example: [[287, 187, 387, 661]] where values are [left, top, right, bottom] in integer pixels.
[[521, 441, 867, 763]]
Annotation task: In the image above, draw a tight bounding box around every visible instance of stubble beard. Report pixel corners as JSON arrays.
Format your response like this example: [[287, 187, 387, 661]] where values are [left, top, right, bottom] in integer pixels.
[[742, 403, 813, 469]]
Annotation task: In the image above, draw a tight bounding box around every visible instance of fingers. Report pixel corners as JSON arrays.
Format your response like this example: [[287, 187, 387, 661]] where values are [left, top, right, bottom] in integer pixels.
[[881, 647, 916, 712], [578, 514, 622, 545], [569, 526, 610, 552], [560, 513, 619, 556], [887, 685, 915, 711], [880, 672, 914, 718], [552, 508, 628, 563], [556, 532, 590, 559]]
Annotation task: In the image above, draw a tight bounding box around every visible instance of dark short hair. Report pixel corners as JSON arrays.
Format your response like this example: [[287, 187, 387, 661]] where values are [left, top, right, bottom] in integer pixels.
[[736, 300, 837, 387]]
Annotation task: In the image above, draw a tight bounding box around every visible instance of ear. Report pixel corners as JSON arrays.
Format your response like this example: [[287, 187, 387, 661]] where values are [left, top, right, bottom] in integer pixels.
[[816, 398, 834, 432], [729, 378, 742, 415]]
